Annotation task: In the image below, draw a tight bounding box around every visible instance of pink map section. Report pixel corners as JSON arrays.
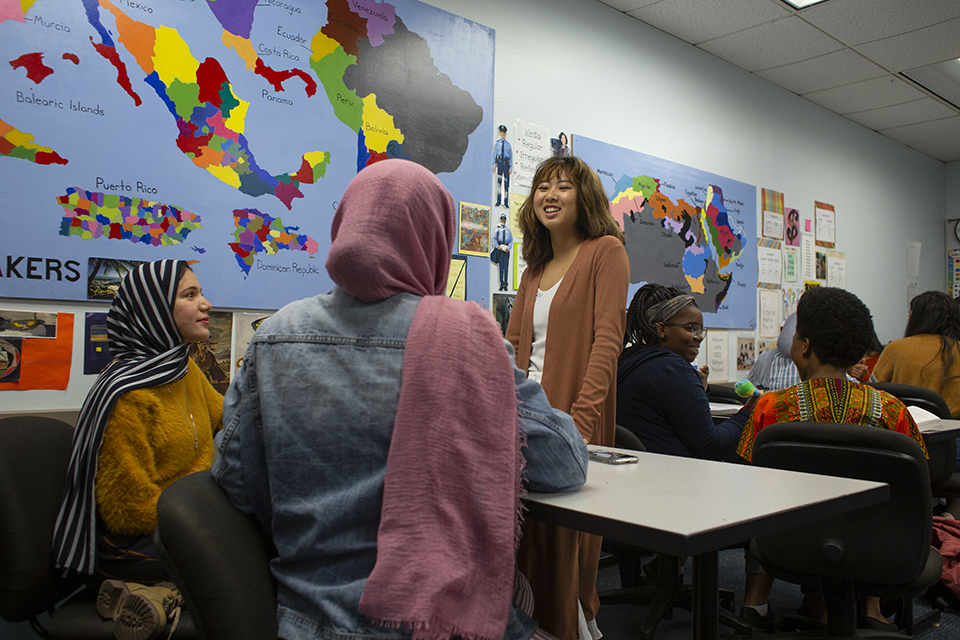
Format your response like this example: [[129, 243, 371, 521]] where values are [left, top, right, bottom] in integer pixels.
[[349, 0, 396, 46]]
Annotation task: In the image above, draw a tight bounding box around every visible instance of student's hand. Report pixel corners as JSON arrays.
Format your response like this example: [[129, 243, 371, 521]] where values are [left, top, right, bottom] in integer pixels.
[[698, 365, 709, 391], [744, 392, 761, 409], [848, 362, 868, 381]]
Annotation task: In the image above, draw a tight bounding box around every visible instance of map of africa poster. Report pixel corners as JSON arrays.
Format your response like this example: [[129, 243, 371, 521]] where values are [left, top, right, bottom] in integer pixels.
[[1, 0, 493, 309], [573, 135, 757, 329]]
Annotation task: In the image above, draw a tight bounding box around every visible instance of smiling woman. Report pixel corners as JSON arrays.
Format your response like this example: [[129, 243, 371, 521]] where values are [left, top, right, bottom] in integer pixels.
[[616, 282, 757, 460], [506, 156, 629, 640], [52, 260, 224, 640]]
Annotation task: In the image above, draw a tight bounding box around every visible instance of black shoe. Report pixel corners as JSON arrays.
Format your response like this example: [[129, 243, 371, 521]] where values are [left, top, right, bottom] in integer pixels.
[[740, 606, 785, 630], [860, 616, 897, 632]]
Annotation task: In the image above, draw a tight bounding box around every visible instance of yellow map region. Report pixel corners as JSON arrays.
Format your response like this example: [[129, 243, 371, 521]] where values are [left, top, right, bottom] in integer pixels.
[[361, 94, 403, 153]]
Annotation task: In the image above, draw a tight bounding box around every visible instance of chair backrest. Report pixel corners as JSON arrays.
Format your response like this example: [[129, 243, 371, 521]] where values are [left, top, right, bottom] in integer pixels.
[[866, 381, 956, 484], [752, 422, 933, 592], [866, 382, 951, 419], [155, 471, 278, 640], [0, 416, 84, 623], [615, 424, 646, 452], [707, 384, 746, 406]]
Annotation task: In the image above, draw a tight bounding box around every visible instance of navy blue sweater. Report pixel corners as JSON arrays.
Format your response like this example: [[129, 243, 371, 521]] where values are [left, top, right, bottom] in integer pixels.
[[617, 346, 751, 459]]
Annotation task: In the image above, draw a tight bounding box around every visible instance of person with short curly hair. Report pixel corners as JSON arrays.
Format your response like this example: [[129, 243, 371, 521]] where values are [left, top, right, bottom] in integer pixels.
[[735, 286, 926, 631]]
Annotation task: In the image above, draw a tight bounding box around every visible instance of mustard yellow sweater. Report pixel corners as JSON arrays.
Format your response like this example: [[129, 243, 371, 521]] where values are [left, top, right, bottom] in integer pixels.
[[95, 359, 223, 536], [874, 333, 960, 419]]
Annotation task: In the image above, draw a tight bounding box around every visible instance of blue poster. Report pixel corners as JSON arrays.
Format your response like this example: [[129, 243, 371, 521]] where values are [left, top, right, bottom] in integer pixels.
[[574, 135, 757, 329], [1, 0, 494, 309]]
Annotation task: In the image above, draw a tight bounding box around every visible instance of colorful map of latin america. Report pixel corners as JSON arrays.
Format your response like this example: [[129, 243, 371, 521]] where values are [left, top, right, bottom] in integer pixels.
[[610, 174, 746, 313], [56, 187, 202, 246], [0, 0, 492, 309], [229, 208, 320, 277]]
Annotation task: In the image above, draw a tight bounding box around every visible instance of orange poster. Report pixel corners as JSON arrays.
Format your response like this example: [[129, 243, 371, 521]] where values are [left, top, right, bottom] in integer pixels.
[[0, 313, 73, 391]]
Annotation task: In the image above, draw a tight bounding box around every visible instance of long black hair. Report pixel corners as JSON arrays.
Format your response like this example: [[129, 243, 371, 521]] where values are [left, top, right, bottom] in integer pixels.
[[620, 283, 685, 364], [905, 291, 960, 392]]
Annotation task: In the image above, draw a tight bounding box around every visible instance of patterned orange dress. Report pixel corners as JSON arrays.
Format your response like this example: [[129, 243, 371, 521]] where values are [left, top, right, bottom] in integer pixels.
[[736, 377, 927, 461]]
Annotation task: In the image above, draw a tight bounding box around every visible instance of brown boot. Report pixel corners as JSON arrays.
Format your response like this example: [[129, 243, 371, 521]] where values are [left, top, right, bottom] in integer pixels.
[[97, 580, 182, 640]]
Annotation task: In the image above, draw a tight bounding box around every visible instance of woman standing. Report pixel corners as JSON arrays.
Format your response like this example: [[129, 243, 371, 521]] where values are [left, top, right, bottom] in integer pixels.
[[617, 284, 757, 459], [53, 260, 223, 639], [506, 156, 629, 640]]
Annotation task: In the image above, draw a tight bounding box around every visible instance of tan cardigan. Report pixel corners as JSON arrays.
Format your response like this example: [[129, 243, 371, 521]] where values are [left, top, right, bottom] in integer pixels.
[[874, 333, 960, 418], [506, 235, 629, 640], [506, 235, 629, 445]]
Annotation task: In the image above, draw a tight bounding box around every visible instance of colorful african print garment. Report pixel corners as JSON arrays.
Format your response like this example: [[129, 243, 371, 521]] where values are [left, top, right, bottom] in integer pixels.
[[736, 377, 927, 461]]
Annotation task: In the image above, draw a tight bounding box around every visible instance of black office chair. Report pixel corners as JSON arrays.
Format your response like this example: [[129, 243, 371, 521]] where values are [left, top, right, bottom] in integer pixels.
[[707, 384, 746, 406], [866, 382, 960, 508], [598, 426, 746, 639], [750, 422, 943, 639], [155, 470, 279, 640]]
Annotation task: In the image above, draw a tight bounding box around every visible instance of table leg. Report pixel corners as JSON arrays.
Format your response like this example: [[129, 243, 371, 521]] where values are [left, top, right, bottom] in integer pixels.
[[692, 549, 719, 640]]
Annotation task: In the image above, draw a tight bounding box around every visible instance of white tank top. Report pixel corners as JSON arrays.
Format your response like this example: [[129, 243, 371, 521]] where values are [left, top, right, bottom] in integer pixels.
[[528, 277, 562, 382]]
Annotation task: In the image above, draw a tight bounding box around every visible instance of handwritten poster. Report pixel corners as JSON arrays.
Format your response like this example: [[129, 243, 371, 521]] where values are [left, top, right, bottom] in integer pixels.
[[512, 119, 551, 189], [759, 289, 780, 339], [827, 252, 846, 289], [707, 329, 729, 382]]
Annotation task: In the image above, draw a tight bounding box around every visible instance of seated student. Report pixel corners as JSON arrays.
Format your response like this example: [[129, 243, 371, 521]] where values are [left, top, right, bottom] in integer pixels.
[[52, 260, 223, 640], [746, 313, 800, 391], [736, 287, 927, 630], [617, 283, 758, 459], [213, 159, 588, 640]]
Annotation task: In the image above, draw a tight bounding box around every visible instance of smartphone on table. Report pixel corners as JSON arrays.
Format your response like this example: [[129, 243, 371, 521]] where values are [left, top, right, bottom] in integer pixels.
[[588, 449, 639, 465]]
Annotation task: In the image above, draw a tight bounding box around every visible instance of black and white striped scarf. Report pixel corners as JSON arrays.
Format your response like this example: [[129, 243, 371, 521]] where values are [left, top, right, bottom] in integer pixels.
[[53, 260, 191, 575]]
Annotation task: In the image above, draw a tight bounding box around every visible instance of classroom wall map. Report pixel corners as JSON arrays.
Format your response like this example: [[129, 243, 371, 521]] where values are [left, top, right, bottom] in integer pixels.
[[1, 0, 493, 309], [574, 135, 757, 329]]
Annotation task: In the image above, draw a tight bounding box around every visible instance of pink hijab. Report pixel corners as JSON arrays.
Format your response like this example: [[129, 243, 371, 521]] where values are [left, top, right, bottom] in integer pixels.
[[329, 160, 523, 640]]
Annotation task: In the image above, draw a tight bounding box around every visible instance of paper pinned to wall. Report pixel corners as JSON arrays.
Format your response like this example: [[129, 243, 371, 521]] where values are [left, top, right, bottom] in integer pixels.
[[512, 119, 551, 188], [827, 252, 846, 288], [801, 234, 815, 281], [906, 242, 921, 278], [814, 202, 836, 248], [707, 329, 728, 383], [783, 246, 798, 283], [759, 289, 780, 339], [757, 245, 782, 286], [762, 210, 783, 240]]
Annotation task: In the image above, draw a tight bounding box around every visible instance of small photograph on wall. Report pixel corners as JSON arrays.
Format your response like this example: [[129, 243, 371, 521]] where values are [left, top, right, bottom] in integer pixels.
[[84, 312, 111, 375], [758, 340, 777, 356], [458, 202, 491, 256], [233, 312, 273, 377], [736, 338, 755, 372], [551, 131, 571, 157], [493, 293, 515, 337], [189, 311, 232, 394], [0, 338, 22, 383], [815, 250, 827, 280], [0, 310, 58, 338], [87, 258, 148, 300]]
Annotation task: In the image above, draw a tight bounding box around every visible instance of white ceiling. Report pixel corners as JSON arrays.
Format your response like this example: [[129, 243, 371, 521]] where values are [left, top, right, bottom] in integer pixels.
[[597, 0, 960, 163]]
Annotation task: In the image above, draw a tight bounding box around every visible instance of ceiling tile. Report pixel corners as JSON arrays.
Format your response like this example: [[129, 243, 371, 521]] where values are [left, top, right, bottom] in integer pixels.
[[800, 0, 960, 46], [802, 75, 926, 113], [755, 49, 887, 95], [879, 116, 960, 146], [698, 16, 843, 72], [855, 18, 960, 72], [597, 0, 660, 12], [909, 134, 960, 163], [844, 98, 959, 131], [628, 0, 788, 45]]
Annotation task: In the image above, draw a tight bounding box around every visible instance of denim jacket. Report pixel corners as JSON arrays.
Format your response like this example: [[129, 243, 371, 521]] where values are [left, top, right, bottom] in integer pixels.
[[213, 288, 588, 640]]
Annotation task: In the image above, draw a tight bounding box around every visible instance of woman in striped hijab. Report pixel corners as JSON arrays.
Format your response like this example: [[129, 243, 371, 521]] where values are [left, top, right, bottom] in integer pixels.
[[53, 261, 222, 607]]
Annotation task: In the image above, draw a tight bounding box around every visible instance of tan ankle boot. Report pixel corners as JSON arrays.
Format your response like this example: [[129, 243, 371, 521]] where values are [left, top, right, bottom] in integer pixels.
[[97, 581, 182, 640]]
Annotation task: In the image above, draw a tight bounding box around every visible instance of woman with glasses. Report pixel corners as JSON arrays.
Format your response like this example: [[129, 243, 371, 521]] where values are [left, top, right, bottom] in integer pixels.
[[617, 283, 757, 458]]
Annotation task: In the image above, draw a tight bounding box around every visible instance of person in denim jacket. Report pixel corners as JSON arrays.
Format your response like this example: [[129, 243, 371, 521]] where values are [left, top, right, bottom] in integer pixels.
[[213, 159, 588, 640]]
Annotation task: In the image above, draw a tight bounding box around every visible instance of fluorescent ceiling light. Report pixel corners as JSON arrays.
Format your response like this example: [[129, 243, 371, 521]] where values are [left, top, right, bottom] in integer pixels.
[[905, 59, 960, 110], [780, 0, 831, 8]]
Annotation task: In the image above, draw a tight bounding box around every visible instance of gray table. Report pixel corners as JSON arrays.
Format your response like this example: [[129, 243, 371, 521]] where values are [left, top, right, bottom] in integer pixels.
[[522, 448, 888, 640]]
